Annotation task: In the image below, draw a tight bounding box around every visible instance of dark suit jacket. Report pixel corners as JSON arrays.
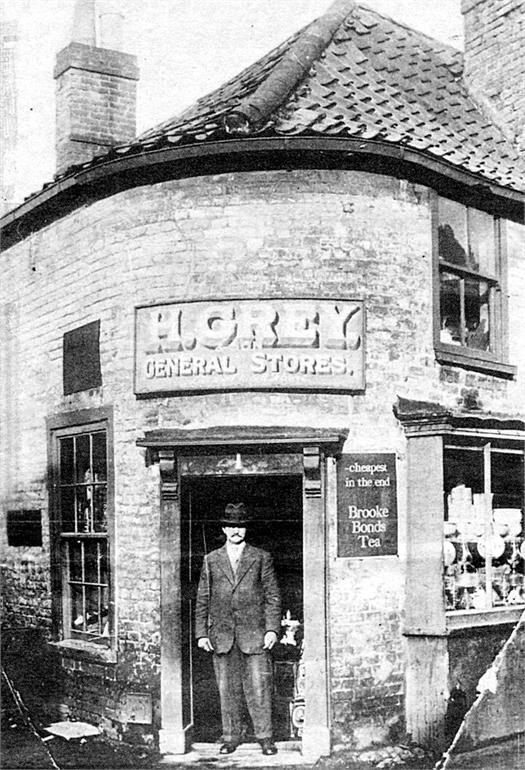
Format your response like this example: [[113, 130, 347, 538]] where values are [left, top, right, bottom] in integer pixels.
[[195, 543, 281, 654]]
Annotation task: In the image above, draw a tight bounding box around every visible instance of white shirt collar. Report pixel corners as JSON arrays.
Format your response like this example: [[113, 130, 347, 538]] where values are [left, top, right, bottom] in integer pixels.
[[226, 541, 245, 560]]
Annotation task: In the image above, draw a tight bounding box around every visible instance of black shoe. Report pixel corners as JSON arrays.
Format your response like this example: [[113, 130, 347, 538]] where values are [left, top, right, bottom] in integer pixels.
[[259, 739, 277, 756], [219, 742, 238, 754]]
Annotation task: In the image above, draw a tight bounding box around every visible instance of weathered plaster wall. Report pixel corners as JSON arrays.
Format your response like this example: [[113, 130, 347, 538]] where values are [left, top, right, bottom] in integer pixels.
[[449, 613, 525, 754], [448, 625, 514, 709]]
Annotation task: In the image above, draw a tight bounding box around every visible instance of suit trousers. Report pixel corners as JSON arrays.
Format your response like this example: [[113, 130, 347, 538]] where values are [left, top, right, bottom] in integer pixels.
[[213, 643, 273, 742]]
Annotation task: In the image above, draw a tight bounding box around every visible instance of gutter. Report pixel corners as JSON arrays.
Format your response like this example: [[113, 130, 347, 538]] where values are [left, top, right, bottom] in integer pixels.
[[1, 136, 523, 251]]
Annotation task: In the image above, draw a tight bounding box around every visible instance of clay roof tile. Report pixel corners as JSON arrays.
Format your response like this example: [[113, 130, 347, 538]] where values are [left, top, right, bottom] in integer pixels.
[[56, 0, 524, 195]]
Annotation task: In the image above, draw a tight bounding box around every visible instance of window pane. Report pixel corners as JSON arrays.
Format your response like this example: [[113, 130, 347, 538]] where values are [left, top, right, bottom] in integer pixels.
[[84, 541, 99, 584], [71, 584, 85, 631], [60, 437, 74, 484], [75, 434, 91, 483], [92, 432, 107, 482], [465, 278, 490, 351], [444, 448, 484, 611], [438, 198, 468, 266], [93, 486, 107, 532], [69, 540, 83, 583], [440, 271, 462, 345], [76, 486, 92, 532], [79, 586, 110, 639], [85, 586, 101, 634], [490, 448, 523, 605], [444, 448, 484, 515], [60, 486, 75, 533], [101, 587, 110, 638], [492, 451, 524, 511], [469, 208, 496, 275], [100, 542, 108, 584]]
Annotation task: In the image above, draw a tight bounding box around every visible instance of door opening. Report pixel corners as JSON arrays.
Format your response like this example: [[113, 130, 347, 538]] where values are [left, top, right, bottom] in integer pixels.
[[181, 473, 304, 744]]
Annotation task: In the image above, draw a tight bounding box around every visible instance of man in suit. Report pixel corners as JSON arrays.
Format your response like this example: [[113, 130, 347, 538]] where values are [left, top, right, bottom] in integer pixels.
[[195, 502, 281, 756]]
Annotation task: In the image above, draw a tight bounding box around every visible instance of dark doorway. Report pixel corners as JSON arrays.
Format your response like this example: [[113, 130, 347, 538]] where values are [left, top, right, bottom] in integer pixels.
[[181, 473, 303, 743]]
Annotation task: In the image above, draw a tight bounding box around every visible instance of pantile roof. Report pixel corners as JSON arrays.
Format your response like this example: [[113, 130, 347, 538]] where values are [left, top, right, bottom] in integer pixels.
[[102, 0, 524, 194]]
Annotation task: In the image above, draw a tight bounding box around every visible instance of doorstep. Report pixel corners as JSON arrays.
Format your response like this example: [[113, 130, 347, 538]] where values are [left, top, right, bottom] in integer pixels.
[[161, 741, 307, 766]]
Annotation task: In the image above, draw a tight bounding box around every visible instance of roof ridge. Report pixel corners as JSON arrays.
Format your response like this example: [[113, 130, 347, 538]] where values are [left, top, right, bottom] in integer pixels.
[[223, 0, 356, 135], [137, 26, 302, 143]]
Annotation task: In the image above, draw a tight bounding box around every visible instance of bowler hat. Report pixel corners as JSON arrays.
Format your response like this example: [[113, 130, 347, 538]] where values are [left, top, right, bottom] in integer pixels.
[[221, 502, 251, 526]]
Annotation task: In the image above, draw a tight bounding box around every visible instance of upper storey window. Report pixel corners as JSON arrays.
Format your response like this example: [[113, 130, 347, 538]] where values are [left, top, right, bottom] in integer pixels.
[[434, 197, 514, 377]]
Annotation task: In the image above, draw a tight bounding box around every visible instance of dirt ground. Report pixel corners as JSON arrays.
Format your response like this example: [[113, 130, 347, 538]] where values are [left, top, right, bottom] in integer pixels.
[[2, 719, 523, 770], [2, 670, 523, 770]]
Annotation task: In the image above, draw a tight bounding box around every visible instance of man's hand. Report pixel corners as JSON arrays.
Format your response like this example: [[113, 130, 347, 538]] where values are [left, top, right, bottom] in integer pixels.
[[263, 631, 278, 650], [197, 637, 214, 652]]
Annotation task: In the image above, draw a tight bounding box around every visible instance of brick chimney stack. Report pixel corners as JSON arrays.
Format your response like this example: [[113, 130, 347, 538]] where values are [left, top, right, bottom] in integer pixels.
[[461, 0, 525, 152], [54, 0, 139, 175]]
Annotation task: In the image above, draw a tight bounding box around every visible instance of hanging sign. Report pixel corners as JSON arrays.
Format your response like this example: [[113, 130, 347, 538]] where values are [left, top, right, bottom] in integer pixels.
[[337, 453, 398, 557], [134, 298, 365, 393]]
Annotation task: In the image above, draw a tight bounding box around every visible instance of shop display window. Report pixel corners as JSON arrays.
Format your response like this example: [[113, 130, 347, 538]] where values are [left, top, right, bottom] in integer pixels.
[[443, 437, 525, 613], [51, 420, 112, 646], [434, 197, 512, 376]]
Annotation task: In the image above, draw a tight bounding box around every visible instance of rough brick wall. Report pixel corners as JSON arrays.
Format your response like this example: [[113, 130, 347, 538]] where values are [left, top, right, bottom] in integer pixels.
[[462, 0, 525, 150], [54, 42, 138, 174], [328, 555, 405, 748], [1, 168, 524, 746]]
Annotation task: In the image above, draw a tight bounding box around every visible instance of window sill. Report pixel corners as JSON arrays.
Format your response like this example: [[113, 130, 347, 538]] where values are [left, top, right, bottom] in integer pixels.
[[435, 343, 516, 379], [446, 606, 524, 631], [48, 638, 117, 663], [403, 625, 447, 637]]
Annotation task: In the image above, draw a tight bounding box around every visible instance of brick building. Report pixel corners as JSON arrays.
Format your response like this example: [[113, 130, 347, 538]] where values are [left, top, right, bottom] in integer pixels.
[[1, 0, 524, 759]]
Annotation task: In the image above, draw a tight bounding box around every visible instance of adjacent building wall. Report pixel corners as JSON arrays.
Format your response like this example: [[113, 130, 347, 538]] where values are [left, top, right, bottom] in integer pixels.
[[462, 0, 525, 151]]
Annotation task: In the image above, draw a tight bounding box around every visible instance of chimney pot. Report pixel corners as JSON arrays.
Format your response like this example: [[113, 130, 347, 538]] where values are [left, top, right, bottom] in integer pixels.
[[71, 0, 96, 46], [54, 1, 139, 175], [98, 11, 124, 51]]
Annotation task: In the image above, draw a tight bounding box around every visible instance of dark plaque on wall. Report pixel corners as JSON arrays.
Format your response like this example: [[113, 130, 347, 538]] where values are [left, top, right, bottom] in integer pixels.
[[337, 453, 397, 557], [63, 320, 102, 395], [7, 510, 42, 547]]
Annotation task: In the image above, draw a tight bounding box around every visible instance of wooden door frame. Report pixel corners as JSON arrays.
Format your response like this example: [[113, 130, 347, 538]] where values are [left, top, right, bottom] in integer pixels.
[[180, 459, 304, 746], [137, 426, 347, 758]]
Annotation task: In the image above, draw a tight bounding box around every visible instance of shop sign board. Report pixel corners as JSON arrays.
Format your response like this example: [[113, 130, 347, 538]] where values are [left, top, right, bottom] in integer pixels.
[[134, 298, 365, 393], [337, 453, 398, 557]]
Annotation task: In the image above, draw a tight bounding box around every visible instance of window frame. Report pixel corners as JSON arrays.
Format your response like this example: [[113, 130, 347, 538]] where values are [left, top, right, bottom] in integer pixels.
[[47, 407, 115, 655], [442, 434, 525, 625], [432, 194, 515, 378], [402, 418, 525, 637]]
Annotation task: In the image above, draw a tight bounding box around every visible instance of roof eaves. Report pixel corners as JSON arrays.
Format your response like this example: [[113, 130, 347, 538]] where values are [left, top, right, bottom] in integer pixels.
[[1, 135, 523, 251]]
